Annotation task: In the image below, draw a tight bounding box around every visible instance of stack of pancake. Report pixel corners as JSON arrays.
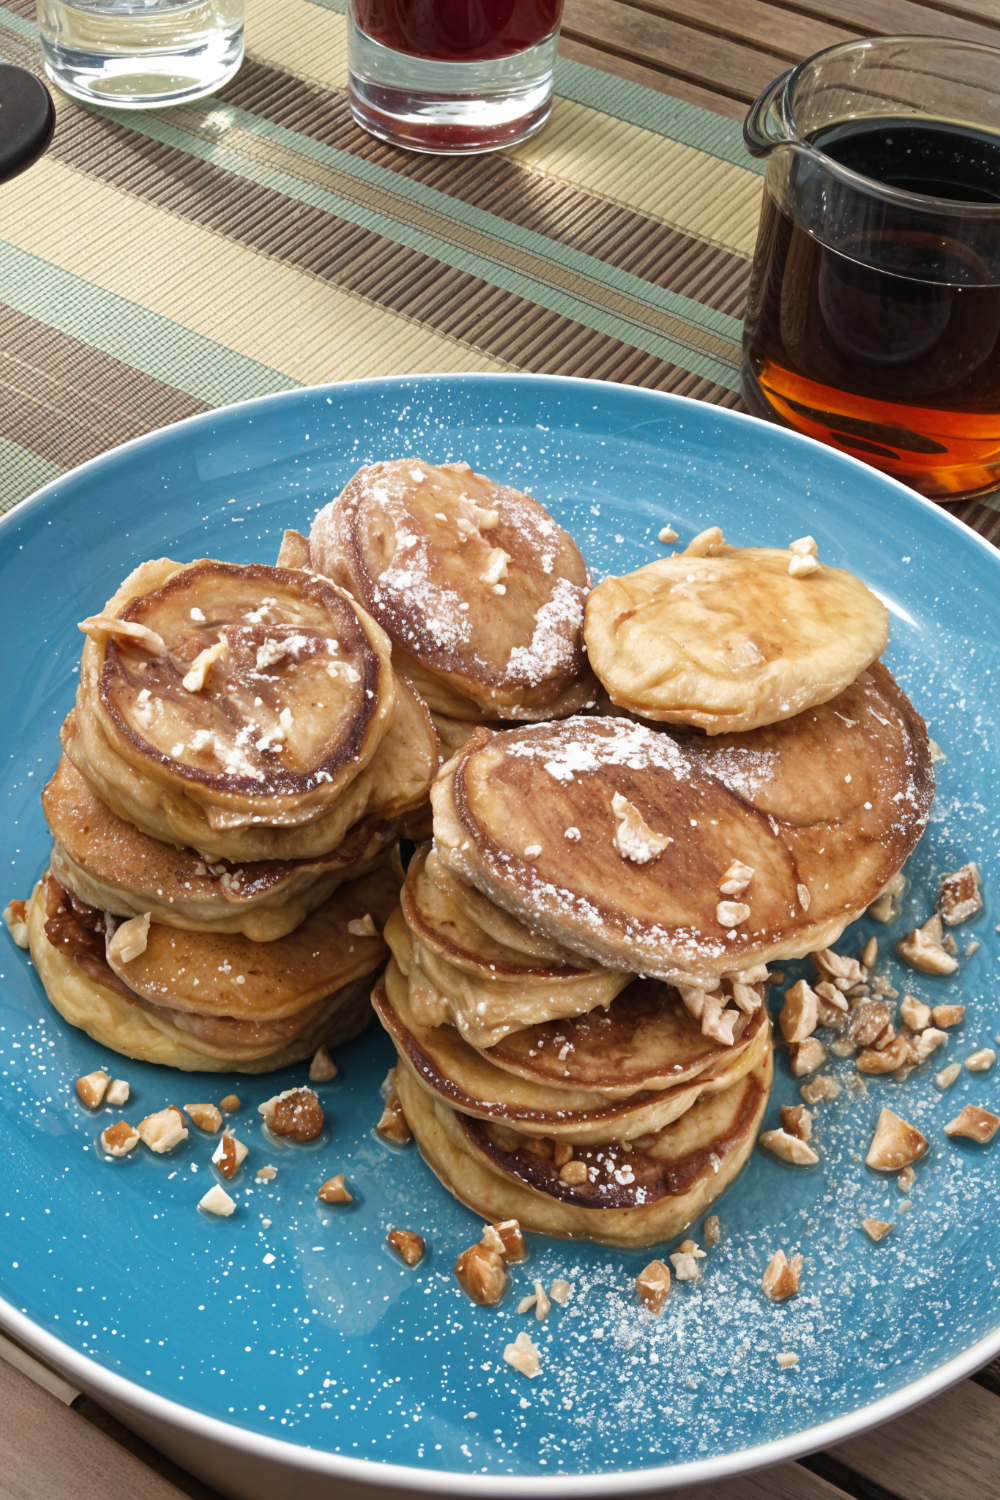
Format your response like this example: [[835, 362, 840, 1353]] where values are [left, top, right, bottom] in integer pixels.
[[285, 458, 596, 760], [24, 557, 438, 1072], [375, 531, 935, 1246]]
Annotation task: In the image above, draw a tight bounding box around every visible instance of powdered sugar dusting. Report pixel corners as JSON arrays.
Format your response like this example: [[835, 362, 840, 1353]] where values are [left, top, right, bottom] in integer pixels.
[[506, 577, 585, 687]]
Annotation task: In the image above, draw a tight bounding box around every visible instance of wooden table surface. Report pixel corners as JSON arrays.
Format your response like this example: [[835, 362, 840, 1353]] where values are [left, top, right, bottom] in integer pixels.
[[4, 0, 1000, 1497]]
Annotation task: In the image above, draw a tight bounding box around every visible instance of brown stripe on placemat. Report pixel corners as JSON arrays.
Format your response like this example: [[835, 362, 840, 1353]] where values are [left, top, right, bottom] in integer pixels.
[[45, 104, 738, 401], [949, 496, 1000, 543], [0, 301, 207, 469], [219, 59, 752, 319]]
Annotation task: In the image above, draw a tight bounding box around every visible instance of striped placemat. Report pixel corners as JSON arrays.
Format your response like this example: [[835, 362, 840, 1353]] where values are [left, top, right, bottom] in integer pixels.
[[0, 0, 997, 546]]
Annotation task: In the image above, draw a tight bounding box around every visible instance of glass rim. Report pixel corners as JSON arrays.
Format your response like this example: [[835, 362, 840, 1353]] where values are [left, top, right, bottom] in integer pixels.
[[779, 34, 1000, 220]]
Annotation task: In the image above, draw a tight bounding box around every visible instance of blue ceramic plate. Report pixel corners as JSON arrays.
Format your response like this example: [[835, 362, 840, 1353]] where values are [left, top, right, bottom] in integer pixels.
[[2, 375, 999, 1497]]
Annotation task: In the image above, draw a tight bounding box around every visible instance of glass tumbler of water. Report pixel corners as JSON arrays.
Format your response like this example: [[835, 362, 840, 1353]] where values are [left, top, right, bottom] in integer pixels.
[[38, 0, 244, 108]]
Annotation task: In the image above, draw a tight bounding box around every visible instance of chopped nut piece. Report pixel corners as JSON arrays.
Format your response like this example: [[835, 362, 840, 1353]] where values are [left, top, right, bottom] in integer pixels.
[[898, 1166, 916, 1193], [678, 1239, 706, 1257], [928, 739, 946, 762], [219, 1094, 240, 1112], [866, 1108, 928, 1171], [184, 1102, 222, 1133], [813, 948, 865, 987], [137, 1105, 189, 1154], [719, 860, 754, 897], [780, 1104, 813, 1142], [559, 1159, 588, 1185], [857, 1035, 910, 1073], [549, 1279, 572, 1304], [942, 933, 959, 955], [861, 936, 878, 969], [259, 1088, 325, 1141], [612, 793, 672, 864], [935, 1062, 962, 1090], [199, 1184, 235, 1217], [635, 1259, 671, 1313], [932, 1004, 966, 1028], [487, 1219, 527, 1263], [387, 1228, 425, 1265], [815, 980, 849, 1014], [106, 912, 151, 965], [789, 1037, 827, 1077], [868, 874, 907, 923], [256, 1165, 277, 1182], [76, 1070, 110, 1109], [552, 1142, 573, 1168], [908, 1028, 948, 1064], [657, 525, 678, 544], [944, 1105, 1000, 1143], [375, 1091, 411, 1144], [531, 1281, 551, 1321], [830, 1037, 858, 1058], [937, 862, 983, 925], [455, 1242, 507, 1305], [780, 980, 819, 1043], [965, 1048, 996, 1073], [517, 1292, 538, 1315], [3, 899, 29, 948], [479, 548, 510, 585], [78, 614, 165, 654], [797, 883, 811, 911], [347, 914, 378, 938], [309, 1045, 338, 1082], [862, 1218, 893, 1242], [776, 1352, 799, 1368], [788, 553, 819, 578], [790, 535, 818, 557], [182, 640, 227, 693], [800, 1073, 841, 1105], [703, 1215, 721, 1247], [760, 1129, 819, 1166], [871, 974, 899, 999], [684, 525, 725, 557], [850, 1000, 893, 1048], [762, 1250, 803, 1301], [670, 1251, 702, 1281], [318, 1173, 352, 1203], [900, 995, 932, 1031], [212, 1130, 248, 1179], [100, 1120, 139, 1157], [503, 1331, 540, 1378], [103, 1078, 128, 1107], [896, 915, 959, 975], [716, 900, 751, 928], [966, 940, 981, 956]]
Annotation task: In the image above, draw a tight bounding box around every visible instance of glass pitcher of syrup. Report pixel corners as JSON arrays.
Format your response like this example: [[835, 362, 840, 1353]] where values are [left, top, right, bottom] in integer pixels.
[[742, 36, 1000, 503]]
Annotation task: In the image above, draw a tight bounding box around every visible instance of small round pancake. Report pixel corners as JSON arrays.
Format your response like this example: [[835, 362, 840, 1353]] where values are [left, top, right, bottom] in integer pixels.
[[69, 558, 437, 859], [386, 906, 629, 1048], [432, 667, 932, 983], [395, 1047, 772, 1247], [44, 755, 397, 940], [65, 670, 438, 863], [26, 879, 382, 1072], [309, 459, 595, 720], [375, 961, 767, 1142], [585, 532, 890, 733]]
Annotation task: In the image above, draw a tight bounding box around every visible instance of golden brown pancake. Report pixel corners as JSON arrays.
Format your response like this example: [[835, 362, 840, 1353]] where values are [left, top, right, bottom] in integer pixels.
[[395, 1046, 772, 1246], [68, 558, 438, 860], [432, 664, 932, 984], [44, 755, 397, 941], [375, 960, 767, 1142], [585, 531, 890, 733], [308, 459, 596, 721], [26, 858, 399, 1071]]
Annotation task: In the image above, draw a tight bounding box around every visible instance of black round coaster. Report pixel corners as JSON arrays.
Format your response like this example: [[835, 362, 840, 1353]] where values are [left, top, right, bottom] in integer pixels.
[[0, 64, 55, 184]]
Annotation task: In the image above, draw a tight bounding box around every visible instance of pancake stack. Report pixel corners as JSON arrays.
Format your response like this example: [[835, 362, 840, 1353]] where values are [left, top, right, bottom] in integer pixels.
[[375, 532, 934, 1246], [291, 459, 597, 759], [23, 557, 439, 1072]]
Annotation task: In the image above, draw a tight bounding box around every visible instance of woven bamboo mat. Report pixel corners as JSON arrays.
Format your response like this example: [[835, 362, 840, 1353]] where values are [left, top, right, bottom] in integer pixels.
[[0, 0, 998, 548]]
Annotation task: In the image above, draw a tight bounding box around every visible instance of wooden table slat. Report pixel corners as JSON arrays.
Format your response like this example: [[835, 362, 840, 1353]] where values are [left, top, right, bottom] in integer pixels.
[[606, 0, 857, 62], [828, 1378, 1000, 1500], [765, 0, 1000, 45], [670, 1459, 864, 1499], [557, 33, 751, 115]]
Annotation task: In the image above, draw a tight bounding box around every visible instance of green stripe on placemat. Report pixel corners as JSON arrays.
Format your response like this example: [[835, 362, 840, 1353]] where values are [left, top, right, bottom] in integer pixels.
[[0, 436, 62, 511], [306, 0, 762, 171]]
